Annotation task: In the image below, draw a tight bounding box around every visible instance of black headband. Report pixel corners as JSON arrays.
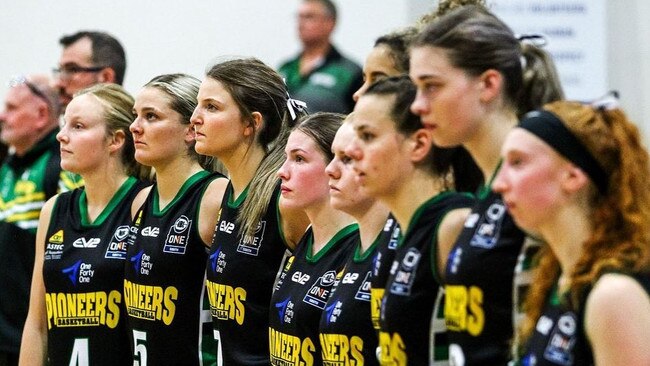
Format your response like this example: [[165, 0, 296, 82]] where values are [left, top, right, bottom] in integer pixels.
[[518, 110, 608, 194]]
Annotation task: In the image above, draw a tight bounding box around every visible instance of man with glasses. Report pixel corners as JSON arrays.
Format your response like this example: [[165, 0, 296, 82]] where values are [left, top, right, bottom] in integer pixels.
[[279, 0, 362, 114], [0, 75, 80, 366], [54, 30, 126, 111]]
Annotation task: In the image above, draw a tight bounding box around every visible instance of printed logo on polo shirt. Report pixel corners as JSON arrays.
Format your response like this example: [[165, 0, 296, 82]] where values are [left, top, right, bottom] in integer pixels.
[[62, 260, 95, 285], [237, 220, 266, 256], [303, 270, 337, 309], [45, 229, 64, 260], [469, 201, 506, 249], [389, 248, 421, 296], [310, 72, 336, 88], [275, 297, 294, 324], [129, 249, 153, 275], [543, 312, 577, 365], [105, 225, 131, 259], [163, 215, 192, 254]]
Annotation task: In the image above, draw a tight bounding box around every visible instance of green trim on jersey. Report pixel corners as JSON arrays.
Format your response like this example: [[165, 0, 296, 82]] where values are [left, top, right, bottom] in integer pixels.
[[78, 176, 138, 227], [352, 228, 382, 263], [477, 160, 503, 200], [227, 182, 250, 209], [306, 223, 358, 263], [152, 170, 210, 216]]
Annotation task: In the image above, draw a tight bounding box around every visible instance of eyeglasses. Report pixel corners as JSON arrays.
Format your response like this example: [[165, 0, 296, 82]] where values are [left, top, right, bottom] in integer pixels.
[[8, 75, 51, 106], [52, 65, 106, 80]]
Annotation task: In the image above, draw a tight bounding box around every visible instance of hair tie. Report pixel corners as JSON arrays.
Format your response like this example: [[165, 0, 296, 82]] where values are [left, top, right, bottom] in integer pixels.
[[283, 79, 307, 121], [590, 90, 620, 111], [517, 34, 548, 47]]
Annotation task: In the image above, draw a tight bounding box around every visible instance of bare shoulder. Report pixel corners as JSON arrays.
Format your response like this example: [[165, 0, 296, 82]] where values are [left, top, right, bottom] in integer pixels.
[[203, 176, 229, 207], [131, 185, 153, 219], [587, 273, 650, 311]]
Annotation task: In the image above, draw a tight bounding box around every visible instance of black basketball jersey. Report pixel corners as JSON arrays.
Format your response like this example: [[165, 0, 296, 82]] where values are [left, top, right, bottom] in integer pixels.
[[444, 186, 526, 365], [370, 214, 400, 332], [269, 225, 358, 366], [520, 273, 650, 366], [379, 192, 473, 366], [206, 181, 288, 365], [43, 177, 147, 366], [319, 231, 384, 366], [123, 171, 219, 366]]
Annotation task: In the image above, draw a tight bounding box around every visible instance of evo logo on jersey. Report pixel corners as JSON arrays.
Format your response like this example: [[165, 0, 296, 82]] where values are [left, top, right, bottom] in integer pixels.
[[389, 248, 421, 296], [205, 279, 246, 325], [378, 332, 407, 365], [320, 334, 364, 365], [292, 271, 311, 284], [73, 237, 100, 248], [269, 328, 315, 366], [62, 260, 95, 285], [123, 279, 177, 325], [45, 291, 121, 329], [469, 202, 506, 249], [445, 285, 485, 336], [141, 226, 159, 237], [237, 220, 266, 256], [163, 215, 192, 254], [219, 220, 235, 234], [105, 225, 130, 259], [304, 270, 337, 309]]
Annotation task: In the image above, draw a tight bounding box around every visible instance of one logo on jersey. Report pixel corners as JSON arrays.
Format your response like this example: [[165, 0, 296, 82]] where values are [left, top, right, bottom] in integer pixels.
[[163, 215, 192, 254], [447, 247, 463, 274], [354, 271, 372, 301], [105, 225, 130, 259], [237, 220, 266, 256], [469, 202, 506, 249], [210, 245, 226, 274], [388, 226, 400, 250], [303, 270, 337, 309], [73, 237, 100, 249], [141, 226, 159, 237], [389, 248, 421, 296], [45, 230, 64, 260], [62, 260, 94, 285], [543, 312, 577, 365], [275, 297, 294, 324], [325, 299, 342, 324]]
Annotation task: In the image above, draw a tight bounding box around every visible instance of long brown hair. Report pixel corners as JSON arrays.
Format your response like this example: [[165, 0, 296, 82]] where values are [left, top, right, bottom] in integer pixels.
[[520, 101, 650, 344]]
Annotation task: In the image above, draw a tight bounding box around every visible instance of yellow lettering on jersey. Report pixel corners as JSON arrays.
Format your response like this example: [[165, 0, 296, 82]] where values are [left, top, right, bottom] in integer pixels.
[[44, 291, 120, 329], [319, 333, 364, 364], [49, 230, 64, 244], [123, 279, 178, 325], [370, 288, 384, 330], [269, 328, 315, 365], [378, 331, 407, 365], [445, 285, 485, 336], [205, 280, 247, 325]]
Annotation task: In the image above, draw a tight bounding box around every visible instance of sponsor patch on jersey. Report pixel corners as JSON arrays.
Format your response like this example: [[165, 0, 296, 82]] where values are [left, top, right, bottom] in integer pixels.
[[389, 248, 421, 296], [73, 237, 100, 248], [129, 249, 154, 275], [275, 297, 294, 324], [45, 230, 65, 260], [388, 226, 400, 250], [210, 245, 227, 274], [469, 201, 506, 249], [325, 299, 342, 324], [237, 220, 266, 256], [303, 270, 337, 309], [163, 215, 192, 254], [49, 229, 64, 244], [105, 225, 131, 259], [354, 271, 372, 301], [543, 312, 577, 365], [62, 260, 95, 285]]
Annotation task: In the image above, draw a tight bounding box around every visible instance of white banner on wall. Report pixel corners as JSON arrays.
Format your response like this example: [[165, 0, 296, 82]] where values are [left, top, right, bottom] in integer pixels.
[[492, 0, 607, 101]]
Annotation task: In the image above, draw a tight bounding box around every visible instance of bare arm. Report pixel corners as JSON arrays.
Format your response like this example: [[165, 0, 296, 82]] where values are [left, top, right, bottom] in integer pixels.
[[130, 186, 152, 221], [435, 207, 471, 281], [198, 177, 229, 247], [19, 196, 57, 366], [278, 197, 310, 251], [585, 273, 650, 366]]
